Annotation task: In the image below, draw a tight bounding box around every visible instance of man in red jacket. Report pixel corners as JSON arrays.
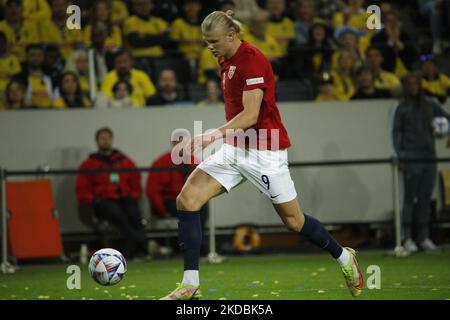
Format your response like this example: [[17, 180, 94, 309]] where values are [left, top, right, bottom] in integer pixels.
[[76, 127, 148, 258], [146, 136, 209, 255]]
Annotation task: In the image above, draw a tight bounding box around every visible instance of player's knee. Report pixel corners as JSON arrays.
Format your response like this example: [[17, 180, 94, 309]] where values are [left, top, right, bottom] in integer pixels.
[[285, 219, 302, 232], [176, 192, 202, 211]]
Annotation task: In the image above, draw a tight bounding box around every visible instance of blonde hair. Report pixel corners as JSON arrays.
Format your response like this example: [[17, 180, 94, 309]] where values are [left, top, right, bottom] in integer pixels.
[[201, 10, 243, 35]]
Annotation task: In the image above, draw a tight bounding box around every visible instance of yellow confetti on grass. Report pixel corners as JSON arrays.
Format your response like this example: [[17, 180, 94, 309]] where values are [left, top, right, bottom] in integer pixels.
[[311, 272, 318, 276], [252, 294, 259, 298], [24, 287, 29, 291], [38, 296, 50, 299], [219, 297, 227, 300], [128, 285, 136, 288], [318, 268, 326, 272], [274, 280, 279, 284], [317, 290, 326, 293], [120, 286, 126, 290], [431, 288, 439, 291]]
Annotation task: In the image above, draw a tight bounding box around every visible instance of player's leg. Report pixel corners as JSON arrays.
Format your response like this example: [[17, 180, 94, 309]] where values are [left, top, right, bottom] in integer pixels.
[[177, 167, 226, 278], [161, 168, 226, 300], [161, 145, 245, 300], [273, 197, 363, 297], [177, 166, 226, 211], [273, 198, 346, 262], [240, 148, 363, 296]]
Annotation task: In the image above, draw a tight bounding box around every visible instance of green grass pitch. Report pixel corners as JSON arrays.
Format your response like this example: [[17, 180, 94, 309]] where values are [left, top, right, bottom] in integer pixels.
[[1, 250, 449, 300]]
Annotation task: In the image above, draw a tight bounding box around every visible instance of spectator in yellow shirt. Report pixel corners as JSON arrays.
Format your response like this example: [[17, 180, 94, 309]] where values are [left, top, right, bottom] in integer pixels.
[[265, 0, 295, 57], [371, 9, 418, 78], [23, 0, 51, 23], [12, 44, 54, 108], [101, 50, 156, 107], [197, 46, 220, 84], [170, 0, 203, 62], [332, 0, 370, 32], [332, 26, 365, 71], [365, 46, 401, 95], [95, 79, 139, 109], [0, 0, 39, 61], [83, 0, 123, 53], [124, 0, 171, 75], [0, 31, 21, 103], [290, 20, 335, 81], [332, 0, 373, 52], [53, 71, 92, 109], [331, 49, 356, 101], [420, 54, 450, 104], [39, 0, 83, 59], [107, 0, 130, 26], [0, 80, 25, 110], [243, 11, 283, 74], [315, 72, 340, 102]]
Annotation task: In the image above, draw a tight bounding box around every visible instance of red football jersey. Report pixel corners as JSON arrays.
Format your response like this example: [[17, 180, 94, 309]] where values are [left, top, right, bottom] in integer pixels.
[[219, 40, 291, 150]]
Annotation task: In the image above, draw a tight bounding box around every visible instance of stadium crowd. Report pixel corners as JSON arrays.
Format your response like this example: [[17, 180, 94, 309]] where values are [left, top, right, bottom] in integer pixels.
[[0, 0, 449, 110]]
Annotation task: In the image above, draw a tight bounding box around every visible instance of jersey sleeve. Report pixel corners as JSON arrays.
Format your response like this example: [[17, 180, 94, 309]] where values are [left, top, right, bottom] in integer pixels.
[[241, 53, 269, 91]]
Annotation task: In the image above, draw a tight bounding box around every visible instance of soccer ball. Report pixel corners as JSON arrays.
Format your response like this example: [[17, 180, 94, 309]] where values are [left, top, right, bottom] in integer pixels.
[[432, 117, 449, 138], [88, 248, 127, 286]]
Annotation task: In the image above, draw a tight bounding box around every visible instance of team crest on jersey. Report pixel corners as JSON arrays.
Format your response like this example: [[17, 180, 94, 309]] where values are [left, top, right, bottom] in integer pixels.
[[228, 65, 236, 79]]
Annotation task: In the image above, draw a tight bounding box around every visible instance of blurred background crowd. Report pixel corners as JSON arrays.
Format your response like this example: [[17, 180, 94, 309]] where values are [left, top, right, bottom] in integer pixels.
[[0, 0, 449, 110]]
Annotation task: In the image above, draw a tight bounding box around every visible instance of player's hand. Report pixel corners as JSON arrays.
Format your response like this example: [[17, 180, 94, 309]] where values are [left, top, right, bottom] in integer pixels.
[[190, 134, 212, 154], [190, 130, 222, 154]]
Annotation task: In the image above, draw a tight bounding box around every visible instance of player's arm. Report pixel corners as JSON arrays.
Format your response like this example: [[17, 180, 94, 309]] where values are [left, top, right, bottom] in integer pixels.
[[218, 88, 263, 135], [190, 89, 263, 151]]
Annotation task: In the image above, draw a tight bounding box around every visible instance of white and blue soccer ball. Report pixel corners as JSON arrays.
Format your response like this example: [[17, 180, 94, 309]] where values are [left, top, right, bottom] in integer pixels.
[[88, 248, 127, 286], [432, 117, 450, 139]]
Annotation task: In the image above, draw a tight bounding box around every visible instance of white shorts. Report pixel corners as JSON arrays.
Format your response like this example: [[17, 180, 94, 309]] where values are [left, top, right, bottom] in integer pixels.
[[198, 144, 297, 204]]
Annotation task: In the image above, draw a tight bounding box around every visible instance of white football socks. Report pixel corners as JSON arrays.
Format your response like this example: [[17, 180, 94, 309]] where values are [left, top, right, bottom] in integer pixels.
[[182, 270, 199, 286], [336, 248, 350, 266]]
